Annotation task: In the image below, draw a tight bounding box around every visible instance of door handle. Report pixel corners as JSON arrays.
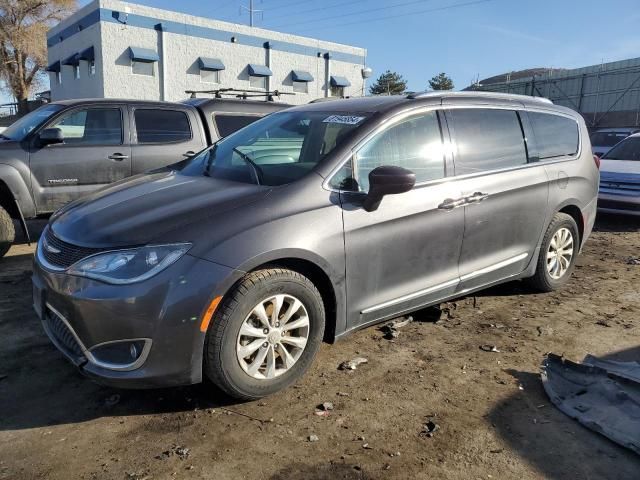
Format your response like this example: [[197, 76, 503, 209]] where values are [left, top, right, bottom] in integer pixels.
[[108, 153, 129, 161], [183, 151, 196, 157], [465, 192, 489, 204], [438, 198, 466, 210]]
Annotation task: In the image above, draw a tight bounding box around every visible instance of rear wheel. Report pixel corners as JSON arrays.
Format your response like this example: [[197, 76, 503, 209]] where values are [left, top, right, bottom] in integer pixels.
[[0, 206, 15, 259], [528, 213, 579, 292], [204, 268, 325, 400]]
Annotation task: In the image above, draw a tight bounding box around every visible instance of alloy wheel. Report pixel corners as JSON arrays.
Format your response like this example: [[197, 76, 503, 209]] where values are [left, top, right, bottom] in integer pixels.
[[236, 294, 310, 379], [546, 227, 574, 279]]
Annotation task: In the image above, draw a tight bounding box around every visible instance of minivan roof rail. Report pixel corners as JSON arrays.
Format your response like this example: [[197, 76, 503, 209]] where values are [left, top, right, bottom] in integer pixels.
[[185, 88, 295, 101], [406, 91, 554, 104]]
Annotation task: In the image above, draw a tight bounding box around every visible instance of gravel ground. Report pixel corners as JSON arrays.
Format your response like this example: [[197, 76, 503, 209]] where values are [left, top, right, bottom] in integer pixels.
[[1, 216, 639, 480]]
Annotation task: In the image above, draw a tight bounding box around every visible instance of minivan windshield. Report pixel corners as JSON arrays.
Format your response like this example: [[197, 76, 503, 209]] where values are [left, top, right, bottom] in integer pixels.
[[181, 110, 369, 186], [1, 104, 63, 141], [602, 136, 640, 161]]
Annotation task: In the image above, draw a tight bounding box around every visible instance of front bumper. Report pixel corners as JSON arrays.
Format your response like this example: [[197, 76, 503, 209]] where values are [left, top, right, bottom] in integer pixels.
[[32, 251, 239, 389]]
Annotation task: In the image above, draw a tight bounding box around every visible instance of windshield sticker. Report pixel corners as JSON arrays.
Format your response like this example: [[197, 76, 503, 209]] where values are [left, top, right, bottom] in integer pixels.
[[323, 115, 365, 125]]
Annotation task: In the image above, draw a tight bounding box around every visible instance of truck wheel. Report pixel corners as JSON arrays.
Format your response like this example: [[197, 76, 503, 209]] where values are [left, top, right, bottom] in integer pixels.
[[204, 268, 325, 400], [0, 206, 15, 259], [527, 213, 579, 292]]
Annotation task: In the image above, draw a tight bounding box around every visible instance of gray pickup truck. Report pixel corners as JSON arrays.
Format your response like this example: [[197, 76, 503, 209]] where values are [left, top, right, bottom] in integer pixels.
[[0, 97, 289, 257]]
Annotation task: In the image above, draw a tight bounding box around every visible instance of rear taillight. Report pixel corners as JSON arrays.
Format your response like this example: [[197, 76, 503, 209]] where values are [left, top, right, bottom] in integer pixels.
[[593, 155, 601, 169]]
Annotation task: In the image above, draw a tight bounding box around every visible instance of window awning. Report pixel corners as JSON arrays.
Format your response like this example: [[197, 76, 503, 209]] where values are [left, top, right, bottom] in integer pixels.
[[198, 57, 225, 71], [292, 70, 314, 82], [46, 61, 61, 73], [63, 53, 80, 66], [79, 46, 95, 62], [128, 47, 159, 63], [330, 76, 351, 87], [248, 64, 273, 77]]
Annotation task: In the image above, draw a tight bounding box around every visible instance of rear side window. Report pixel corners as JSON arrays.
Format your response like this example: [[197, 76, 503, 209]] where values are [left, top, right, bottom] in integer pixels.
[[134, 109, 192, 144], [529, 112, 579, 159], [214, 114, 261, 138], [450, 108, 526, 175]]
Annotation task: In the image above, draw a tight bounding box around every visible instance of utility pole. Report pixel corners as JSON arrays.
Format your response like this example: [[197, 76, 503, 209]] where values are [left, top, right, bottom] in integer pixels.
[[240, 0, 262, 27]]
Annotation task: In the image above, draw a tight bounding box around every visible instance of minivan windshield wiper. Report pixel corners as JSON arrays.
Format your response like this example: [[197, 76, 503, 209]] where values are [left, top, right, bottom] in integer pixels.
[[232, 147, 264, 185]]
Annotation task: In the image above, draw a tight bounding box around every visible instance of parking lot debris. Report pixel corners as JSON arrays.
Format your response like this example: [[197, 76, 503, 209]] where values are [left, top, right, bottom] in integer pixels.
[[380, 316, 413, 339], [104, 394, 120, 407], [596, 319, 612, 327], [479, 345, 501, 353], [627, 257, 640, 265], [155, 445, 191, 461], [336, 391, 350, 397], [308, 434, 319, 442], [542, 353, 640, 455], [339, 357, 368, 370], [314, 402, 334, 417], [420, 420, 440, 438]]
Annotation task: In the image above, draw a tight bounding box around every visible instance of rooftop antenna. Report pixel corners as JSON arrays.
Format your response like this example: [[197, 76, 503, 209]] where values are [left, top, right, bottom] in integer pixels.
[[240, 0, 263, 27]]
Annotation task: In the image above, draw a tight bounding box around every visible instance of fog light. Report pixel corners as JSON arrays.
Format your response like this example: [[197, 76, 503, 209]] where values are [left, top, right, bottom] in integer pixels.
[[89, 339, 149, 369]]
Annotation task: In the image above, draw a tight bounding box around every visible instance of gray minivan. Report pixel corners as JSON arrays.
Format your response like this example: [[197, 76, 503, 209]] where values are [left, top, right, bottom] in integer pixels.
[[33, 92, 599, 399]]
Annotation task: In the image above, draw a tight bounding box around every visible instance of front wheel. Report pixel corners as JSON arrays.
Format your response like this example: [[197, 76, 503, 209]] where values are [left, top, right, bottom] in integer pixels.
[[0, 206, 16, 259], [528, 213, 579, 292], [204, 268, 325, 400]]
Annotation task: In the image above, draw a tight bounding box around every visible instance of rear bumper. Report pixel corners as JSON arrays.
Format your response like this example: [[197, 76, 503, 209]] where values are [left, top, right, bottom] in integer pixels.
[[33, 252, 240, 389]]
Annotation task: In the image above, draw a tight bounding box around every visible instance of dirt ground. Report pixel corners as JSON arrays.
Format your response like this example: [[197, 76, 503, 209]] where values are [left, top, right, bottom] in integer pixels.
[[1, 216, 640, 480]]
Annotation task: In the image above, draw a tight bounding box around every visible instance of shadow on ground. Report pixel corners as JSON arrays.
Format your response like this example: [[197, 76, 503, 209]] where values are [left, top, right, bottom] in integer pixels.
[[488, 346, 640, 480]]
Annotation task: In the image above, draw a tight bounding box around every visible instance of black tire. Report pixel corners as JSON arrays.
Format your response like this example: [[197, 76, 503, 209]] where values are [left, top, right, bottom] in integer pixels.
[[204, 268, 325, 400], [0, 206, 15, 259], [527, 213, 579, 292]]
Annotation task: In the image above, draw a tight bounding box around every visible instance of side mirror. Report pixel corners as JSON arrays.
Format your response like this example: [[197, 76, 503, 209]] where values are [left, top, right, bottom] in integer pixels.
[[363, 165, 416, 212], [39, 128, 64, 146]]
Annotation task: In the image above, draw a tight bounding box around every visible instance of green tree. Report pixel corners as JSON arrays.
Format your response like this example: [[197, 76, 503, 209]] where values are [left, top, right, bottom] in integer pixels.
[[428, 72, 454, 91], [0, 0, 76, 113], [369, 70, 407, 95]]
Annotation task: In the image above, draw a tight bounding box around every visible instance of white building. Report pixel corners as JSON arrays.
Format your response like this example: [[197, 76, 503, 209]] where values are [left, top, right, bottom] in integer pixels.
[[47, 0, 369, 105]]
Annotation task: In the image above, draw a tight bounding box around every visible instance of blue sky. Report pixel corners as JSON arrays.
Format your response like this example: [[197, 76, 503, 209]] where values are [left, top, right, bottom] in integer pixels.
[[7, 0, 640, 102]]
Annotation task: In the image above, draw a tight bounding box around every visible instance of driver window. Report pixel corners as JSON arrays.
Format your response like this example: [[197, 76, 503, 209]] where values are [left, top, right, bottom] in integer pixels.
[[348, 111, 445, 192], [48, 108, 123, 146]]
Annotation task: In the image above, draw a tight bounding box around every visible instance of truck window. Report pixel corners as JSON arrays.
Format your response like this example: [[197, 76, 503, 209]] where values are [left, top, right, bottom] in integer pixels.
[[528, 112, 579, 159], [48, 108, 122, 145], [214, 114, 261, 138], [450, 108, 527, 175], [134, 109, 192, 144]]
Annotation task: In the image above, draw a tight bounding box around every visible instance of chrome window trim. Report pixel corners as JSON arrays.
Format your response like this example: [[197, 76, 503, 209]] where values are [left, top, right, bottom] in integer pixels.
[[322, 103, 583, 194], [45, 302, 152, 372]]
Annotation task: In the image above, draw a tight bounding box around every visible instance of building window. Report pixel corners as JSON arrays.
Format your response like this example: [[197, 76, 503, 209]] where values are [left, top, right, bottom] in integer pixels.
[[132, 61, 154, 76], [89, 60, 96, 76], [201, 69, 220, 84], [56, 71, 62, 85], [293, 81, 308, 93], [74, 65, 80, 80], [250, 75, 267, 89], [330, 85, 344, 97]]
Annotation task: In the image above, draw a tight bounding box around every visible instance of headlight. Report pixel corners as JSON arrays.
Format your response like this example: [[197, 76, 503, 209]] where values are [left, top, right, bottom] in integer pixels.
[[67, 243, 191, 284]]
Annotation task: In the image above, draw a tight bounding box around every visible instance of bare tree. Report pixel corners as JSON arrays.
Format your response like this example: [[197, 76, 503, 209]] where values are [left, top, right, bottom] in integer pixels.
[[0, 0, 76, 113]]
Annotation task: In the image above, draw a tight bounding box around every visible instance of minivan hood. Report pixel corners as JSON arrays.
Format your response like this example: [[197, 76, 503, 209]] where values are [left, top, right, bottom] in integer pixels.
[[600, 159, 640, 175], [50, 170, 271, 248]]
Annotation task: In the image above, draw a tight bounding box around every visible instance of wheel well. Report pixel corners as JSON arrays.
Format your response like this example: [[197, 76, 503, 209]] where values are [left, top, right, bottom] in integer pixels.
[[251, 258, 337, 342], [559, 205, 583, 245], [0, 181, 19, 219]]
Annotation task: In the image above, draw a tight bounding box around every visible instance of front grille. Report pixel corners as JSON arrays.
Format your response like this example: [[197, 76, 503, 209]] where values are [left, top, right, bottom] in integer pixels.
[[41, 228, 105, 269], [44, 307, 84, 359]]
